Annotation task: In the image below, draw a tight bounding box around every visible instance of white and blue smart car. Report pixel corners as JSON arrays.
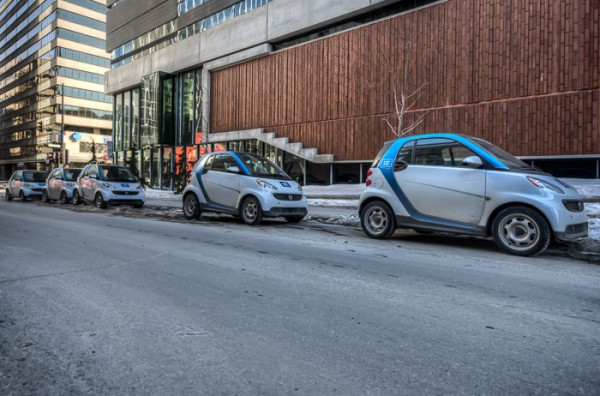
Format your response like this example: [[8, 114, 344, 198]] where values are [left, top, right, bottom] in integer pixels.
[[182, 151, 308, 224], [359, 133, 588, 256]]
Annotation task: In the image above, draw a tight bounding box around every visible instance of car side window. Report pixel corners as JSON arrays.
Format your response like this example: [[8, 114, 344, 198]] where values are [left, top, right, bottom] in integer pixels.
[[210, 154, 236, 173], [415, 138, 479, 167], [396, 141, 414, 164]]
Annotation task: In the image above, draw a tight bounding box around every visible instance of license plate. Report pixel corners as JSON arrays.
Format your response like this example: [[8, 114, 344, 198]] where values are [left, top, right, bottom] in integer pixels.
[[121, 183, 129, 187]]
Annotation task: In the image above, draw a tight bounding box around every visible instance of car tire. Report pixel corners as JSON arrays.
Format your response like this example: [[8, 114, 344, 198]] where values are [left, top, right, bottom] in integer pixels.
[[240, 196, 263, 225], [361, 200, 396, 239], [60, 191, 68, 205], [134, 203, 144, 209], [183, 193, 201, 219], [491, 206, 551, 256], [95, 193, 107, 209], [4, 188, 12, 201], [285, 215, 305, 223], [19, 190, 26, 202], [41, 190, 49, 203], [72, 190, 81, 205]]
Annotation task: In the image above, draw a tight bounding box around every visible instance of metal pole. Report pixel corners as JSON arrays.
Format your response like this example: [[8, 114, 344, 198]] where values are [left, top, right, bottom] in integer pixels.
[[60, 82, 65, 167]]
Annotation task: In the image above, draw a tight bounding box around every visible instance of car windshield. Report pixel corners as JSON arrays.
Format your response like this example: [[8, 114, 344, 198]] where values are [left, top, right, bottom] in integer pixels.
[[469, 137, 532, 170], [100, 166, 138, 182], [237, 153, 291, 180], [64, 169, 81, 181], [23, 171, 46, 182]]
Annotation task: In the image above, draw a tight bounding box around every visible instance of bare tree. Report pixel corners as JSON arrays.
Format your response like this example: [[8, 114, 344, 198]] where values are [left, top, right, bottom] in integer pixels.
[[380, 31, 429, 138]]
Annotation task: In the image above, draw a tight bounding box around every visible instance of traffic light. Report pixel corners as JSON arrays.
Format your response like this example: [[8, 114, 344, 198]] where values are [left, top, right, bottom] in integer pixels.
[[37, 121, 43, 133]]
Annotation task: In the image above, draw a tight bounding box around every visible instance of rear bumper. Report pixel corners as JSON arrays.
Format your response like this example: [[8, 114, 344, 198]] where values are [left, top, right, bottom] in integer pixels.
[[554, 222, 588, 242]]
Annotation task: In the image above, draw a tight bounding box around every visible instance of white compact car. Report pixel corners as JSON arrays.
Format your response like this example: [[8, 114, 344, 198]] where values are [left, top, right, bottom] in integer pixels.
[[182, 151, 308, 224], [42, 167, 82, 204], [72, 164, 145, 209], [5, 170, 47, 201]]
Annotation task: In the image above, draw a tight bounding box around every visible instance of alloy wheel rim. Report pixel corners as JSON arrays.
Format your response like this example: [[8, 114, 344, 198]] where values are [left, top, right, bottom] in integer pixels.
[[244, 201, 257, 220]]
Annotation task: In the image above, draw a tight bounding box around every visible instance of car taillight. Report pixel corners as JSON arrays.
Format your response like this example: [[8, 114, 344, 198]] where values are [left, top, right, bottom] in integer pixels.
[[365, 169, 373, 186]]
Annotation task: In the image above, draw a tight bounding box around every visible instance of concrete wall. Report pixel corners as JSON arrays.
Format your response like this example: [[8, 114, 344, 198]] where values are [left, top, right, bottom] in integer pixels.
[[105, 0, 407, 93]]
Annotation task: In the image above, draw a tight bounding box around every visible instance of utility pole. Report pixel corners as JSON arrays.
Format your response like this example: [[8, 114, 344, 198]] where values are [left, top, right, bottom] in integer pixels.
[[60, 82, 65, 167]]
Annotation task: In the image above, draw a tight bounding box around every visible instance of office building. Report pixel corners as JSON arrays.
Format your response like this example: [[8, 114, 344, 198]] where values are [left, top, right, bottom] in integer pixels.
[[0, 0, 112, 179], [106, 0, 600, 188]]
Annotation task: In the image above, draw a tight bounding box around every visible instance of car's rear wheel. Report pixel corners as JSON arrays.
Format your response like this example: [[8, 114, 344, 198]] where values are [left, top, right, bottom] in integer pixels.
[[4, 188, 12, 201], [19, 190, 26, 202], [285, 215, 304, 223], [72, 190, 81, 205], [240, 196, 263, 225], [59, 191, 68, 205], [41, 190, 49, 203], [183, 193, 201, 219], [492, 206, 551, 256], [95, 193, 107, 209], [361, 200, 396, 239]]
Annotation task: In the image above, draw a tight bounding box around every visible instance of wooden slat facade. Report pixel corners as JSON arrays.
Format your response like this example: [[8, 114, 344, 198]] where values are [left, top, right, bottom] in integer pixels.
[[210, 0, 600, 161]]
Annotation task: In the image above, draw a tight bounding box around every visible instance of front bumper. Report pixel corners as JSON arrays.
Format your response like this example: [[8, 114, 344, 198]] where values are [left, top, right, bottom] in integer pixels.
[[24, 188, 43, 198], [103, 190, 145, 206], [264, 207, 308, 217], [262, 193, 308, 218], [554, 221, 588, 242]]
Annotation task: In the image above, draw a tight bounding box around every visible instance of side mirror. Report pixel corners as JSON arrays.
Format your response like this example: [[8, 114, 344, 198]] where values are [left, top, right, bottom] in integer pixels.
[[394, 161, 408, 172], [462, 156, 483, 168], [226, 166, 240, 173]]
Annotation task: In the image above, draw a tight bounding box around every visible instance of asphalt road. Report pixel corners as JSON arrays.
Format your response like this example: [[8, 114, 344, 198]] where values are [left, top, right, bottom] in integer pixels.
[[1, 200, 599, 395]]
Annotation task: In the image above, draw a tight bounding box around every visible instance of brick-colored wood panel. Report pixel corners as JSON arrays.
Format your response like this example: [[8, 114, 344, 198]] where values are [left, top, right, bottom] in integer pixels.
[[210, 0, 600, 160]]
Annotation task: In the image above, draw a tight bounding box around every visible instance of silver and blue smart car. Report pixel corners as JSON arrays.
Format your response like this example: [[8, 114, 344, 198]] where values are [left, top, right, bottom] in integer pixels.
[[42, 167, 82, 204], [4, 170, 47, 201], [182, 151, 308, 224], [72, 164, 145, 208], [359, 133, 588, 256]]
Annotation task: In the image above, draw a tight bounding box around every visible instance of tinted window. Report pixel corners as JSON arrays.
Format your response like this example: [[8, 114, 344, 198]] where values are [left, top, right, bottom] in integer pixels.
[[237, 153, 290, 180], [64, 169, 81, 181], [396, 141, 414, 164], [23, 171, 46, 182], [414, 138, 478, 167], [209, 154, 236, 172], [100, 167, 137, 182]]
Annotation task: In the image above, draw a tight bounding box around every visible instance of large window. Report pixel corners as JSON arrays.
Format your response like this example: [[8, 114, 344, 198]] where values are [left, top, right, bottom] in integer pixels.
[[58, 9, 105, 31], [123, 91, 131, 149], [141, 73, 159, 146], [58, 28, 105, 49], [181, 71, 195, 146], [59, 47, 110, 68], [114, 94, 122, 150], [63, 0, 105, 14], [63, 86, 112, 103]]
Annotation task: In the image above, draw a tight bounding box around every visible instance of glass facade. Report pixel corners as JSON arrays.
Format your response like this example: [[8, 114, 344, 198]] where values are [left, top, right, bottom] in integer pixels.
[[112, 0, 272, 68]]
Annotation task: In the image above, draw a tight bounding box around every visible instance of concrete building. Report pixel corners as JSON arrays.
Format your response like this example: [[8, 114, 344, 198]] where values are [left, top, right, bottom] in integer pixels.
[[0, 0, 112, 179], [106, 0, 600, 189]]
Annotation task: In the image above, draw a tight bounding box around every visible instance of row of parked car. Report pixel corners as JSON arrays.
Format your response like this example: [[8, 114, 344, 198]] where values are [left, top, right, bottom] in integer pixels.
[[4, 164, 145, 208], [3, 133, 589, 257]]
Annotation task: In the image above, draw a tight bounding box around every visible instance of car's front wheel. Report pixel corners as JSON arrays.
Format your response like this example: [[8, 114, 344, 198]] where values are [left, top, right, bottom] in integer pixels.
[[361, 200, 396, 239], [183, 193, 201, 219], [95, 193, 107, 209], [240, 196, 263, 225], [72, 190, 81, 205], [19, 190, 26, 202], [60, 191, 68, 205], [491, 206, 551, 256], [41, 190, 49, 203], [4, 188, 12, 201]]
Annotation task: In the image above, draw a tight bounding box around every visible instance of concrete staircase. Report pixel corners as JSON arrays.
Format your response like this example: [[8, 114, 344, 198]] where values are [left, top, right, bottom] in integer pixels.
[[207, 128, 334, 163]]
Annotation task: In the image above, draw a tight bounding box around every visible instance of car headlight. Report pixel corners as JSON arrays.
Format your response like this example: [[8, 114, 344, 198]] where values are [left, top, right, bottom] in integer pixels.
[[136, 185, 143, 190], [297, 185, 303, 192], [102, 183, 115, 189], [255, 179, 278, 190], [526, 177, 565, 194]]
